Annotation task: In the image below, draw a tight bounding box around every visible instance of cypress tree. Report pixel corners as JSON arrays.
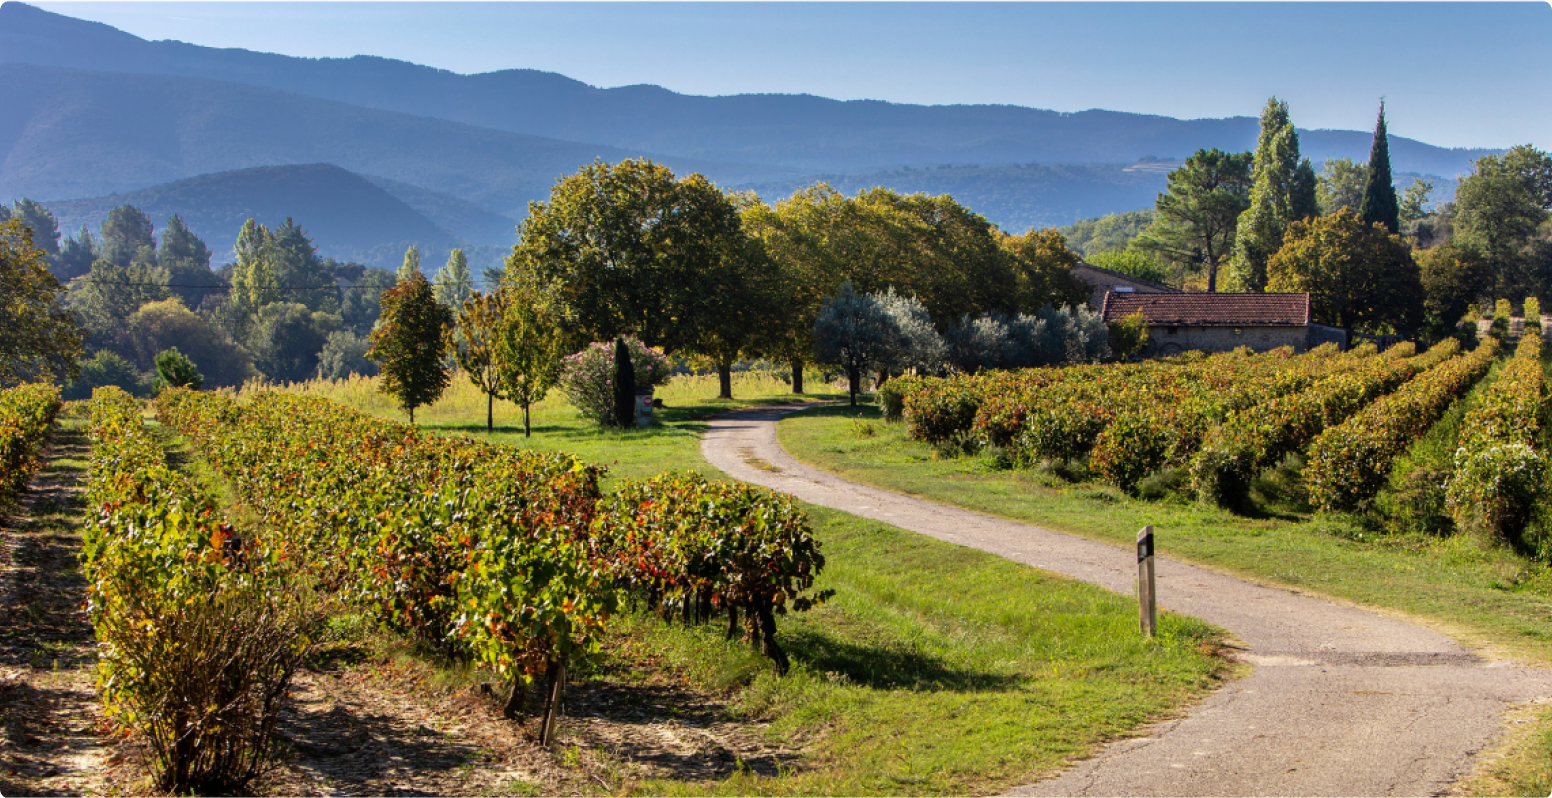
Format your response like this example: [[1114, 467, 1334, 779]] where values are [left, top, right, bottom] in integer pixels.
[[1359, 102, 1400, 234], [613, 337, 636, 428]]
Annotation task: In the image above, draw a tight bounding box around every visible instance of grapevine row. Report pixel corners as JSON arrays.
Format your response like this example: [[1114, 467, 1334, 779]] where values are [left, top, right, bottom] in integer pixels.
[[1305, 338, 1499, 511], [0, 382, 61, 501], [1445, 334, 1547, 544]]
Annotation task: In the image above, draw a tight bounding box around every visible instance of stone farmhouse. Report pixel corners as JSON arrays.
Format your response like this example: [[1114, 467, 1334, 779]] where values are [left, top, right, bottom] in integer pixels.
[[1098, 291, 1348, 356]]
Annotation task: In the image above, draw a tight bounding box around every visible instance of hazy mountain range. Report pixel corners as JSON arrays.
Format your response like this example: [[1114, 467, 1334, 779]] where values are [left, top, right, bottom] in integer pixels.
[[0, 2, 1498, 267]]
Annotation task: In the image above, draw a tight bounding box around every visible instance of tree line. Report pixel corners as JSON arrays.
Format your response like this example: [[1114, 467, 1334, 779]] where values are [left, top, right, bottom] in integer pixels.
[[1072, 98, 1551, 339]]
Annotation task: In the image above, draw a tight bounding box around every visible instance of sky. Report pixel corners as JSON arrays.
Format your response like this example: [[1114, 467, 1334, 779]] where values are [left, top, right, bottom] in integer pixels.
[[31, 1, 1552, 150]]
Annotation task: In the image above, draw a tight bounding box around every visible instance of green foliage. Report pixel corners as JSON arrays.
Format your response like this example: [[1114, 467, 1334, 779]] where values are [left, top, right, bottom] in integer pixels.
[[997, 228, 1091, 312], [511, 159, 756, 355], [1055, 209, 1155, 256], [99, 204, 156, 268], [1359, 103, 1400, 234], [246, 301, 340, 383], [316, 330, 377, 380], [1419, 243, 1492, 337], [1088, 249, 1170, 284], [1453, 145, 1552, 300], [1446, 335, 1547, 549], [153, 346, 203, 390], [0, 220, 82, 385], [432, 248, 473, 310], [1305, 337, 1498, 511], [1317, 157, 1369, 215], [593, 472, 830, 673], [1526, 297, 1542, 331], [495, 275, 567, 436], [9, 198, 60, 257], [1134, 149, 1252, 293], [1228, 97, 1316, 292], [368, 270, 452, 422], [0, 382, 61, 502], [1267, 208, 1425, 334], [447, 290, 508, 431], [64, 350, 151, 401], [83, 387, 305, 794], [813, 281, 895, 406], [1106, 310, 1150, 361], [157, 214, 217, 308], [122, 298, 253, 388]]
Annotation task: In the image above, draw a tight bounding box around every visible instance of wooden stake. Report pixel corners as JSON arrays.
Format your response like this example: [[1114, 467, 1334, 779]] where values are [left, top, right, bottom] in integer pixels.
[[1138, 525, 1157, 638], [538, 659, 566, 747]]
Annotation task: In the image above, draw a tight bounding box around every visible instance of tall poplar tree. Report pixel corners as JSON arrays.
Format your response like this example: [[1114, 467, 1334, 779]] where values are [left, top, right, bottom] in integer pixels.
[[1359, 102, 1400, 234], [399, 245, 421, 282], [1227, 98, 1316, 292], [433, 248, 474, 310]]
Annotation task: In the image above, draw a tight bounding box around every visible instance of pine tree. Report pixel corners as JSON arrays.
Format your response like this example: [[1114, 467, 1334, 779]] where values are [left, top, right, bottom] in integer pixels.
[[100, 204, 156, 267], [369, 270, 452, 423], [1226, 98, 1314, 292], [1359, 102, 1400, 234]]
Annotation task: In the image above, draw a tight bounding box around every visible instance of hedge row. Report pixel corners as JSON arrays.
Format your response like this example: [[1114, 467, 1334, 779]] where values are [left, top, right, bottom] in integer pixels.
[[84, 387, 301, 794], [1305, 338, 1500, 511], [1445, 334, 1547, 544], [1190, 339, 1459, 506], [0, 382, 60, 500]]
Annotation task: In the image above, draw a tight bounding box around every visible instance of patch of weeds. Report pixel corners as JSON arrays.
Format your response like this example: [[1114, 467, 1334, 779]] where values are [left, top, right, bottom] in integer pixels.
[[851, 419, 876, 438], [980, 445, 1019, 471], [1250, 453, 1310, 513], [1311, 511, 1381, 543], [931, 431, 978, 460], [1038, 457, 1092, 483], [1136, 467, 1190, 502], [493, 778, 544, 797]]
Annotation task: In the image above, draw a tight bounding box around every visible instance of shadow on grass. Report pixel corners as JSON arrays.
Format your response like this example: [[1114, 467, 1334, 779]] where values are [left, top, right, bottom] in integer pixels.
[[784, 628, 1022, 693]]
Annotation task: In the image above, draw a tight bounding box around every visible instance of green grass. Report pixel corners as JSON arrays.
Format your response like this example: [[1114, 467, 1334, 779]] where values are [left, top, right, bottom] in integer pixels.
[[265, 371, 1230, 795], [778, 402, 1552, 665]]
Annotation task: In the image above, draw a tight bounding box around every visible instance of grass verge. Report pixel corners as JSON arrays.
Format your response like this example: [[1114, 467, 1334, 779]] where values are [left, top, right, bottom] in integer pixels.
[[776, 402, 1552, 666]]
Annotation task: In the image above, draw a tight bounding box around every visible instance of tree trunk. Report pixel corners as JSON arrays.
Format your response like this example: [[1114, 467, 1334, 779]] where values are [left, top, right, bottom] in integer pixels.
[[726, 605, 741, 640], [408, 405, 415, 424], [790, 357, 805, 395], [847, 366, 859, 407], [718, 360, 733, 400], [502, 677, 526, 719], [1206, 252, 1218, 293], [523, 402, 532, 438], [487, 393, 494, 432], [756, 601, 789, 675]]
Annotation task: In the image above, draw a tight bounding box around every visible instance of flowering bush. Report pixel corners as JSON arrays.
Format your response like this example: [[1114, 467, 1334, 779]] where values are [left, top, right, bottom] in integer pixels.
[[557, 337, 672, 425]]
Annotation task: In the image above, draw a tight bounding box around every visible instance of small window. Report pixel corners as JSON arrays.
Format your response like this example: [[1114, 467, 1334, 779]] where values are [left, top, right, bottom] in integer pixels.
[[1115, 286, 1135, 293], [1234, 328, 1243, 335], [1166, 326, 1178, 335]]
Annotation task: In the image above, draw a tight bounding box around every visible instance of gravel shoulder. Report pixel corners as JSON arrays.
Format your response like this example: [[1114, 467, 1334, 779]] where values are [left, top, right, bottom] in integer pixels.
[[702, 403, 1552, 797]]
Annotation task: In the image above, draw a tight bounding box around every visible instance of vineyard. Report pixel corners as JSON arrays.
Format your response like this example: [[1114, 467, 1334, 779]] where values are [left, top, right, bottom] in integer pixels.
[[884, 315, 1550, 547], [68, 386, 829, 790]]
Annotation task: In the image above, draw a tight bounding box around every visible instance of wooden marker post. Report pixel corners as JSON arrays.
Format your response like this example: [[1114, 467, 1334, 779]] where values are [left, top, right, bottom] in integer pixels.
[[1137, 525, 1156, 638]]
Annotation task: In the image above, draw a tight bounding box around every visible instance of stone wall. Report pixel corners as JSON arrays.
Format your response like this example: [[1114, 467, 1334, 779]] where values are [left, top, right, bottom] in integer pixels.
[[1145, 325, 1309, 356]]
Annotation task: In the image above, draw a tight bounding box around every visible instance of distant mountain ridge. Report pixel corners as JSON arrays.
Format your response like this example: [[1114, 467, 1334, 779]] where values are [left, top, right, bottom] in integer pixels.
[[46, 163, 460, 261], [0, 1, 1496, 177]]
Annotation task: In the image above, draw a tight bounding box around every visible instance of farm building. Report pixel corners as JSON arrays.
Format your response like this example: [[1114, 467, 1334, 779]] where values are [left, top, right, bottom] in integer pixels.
[[1072, 261, 1180, 310], [1099, 291, 1349, 356]]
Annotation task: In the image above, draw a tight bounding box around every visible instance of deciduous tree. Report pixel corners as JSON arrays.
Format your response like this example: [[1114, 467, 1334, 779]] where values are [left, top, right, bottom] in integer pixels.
[[495, 275, 566, 438], [434, 249, 474, 311], [1316, 158, 1368, 215], [369, 270, 452, 423], [813, 281, 895, 407], [0, 220, 82, 384], [997, 228, 1090, 309], [447, 290, 508, 431], [1267, 209, 1423, 333]]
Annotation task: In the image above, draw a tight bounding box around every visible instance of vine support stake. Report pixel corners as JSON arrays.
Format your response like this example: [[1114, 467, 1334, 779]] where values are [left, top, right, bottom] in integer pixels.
[[1138, 525, 1157, 638]]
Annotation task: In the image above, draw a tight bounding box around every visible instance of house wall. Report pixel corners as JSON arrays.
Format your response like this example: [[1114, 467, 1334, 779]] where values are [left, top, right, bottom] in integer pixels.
[[1146, 325, 1309, 356]]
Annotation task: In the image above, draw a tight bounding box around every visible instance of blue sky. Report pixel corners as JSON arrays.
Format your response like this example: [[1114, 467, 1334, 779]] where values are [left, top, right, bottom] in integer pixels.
[[32, 2, 1552, 150]]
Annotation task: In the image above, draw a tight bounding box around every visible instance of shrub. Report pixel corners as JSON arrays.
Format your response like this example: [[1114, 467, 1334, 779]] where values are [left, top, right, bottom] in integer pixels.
[[1525, 297, 1541, 332], [84, 387, 306, 794], [1108, 310, 1150, 360], [593, 472, 830, 674], [0, 382, 61, 502], [558, 336, 671, 425]]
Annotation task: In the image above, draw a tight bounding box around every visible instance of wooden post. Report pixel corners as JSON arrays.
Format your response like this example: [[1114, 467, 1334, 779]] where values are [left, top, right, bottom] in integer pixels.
[[1137, 525, 1156, 638], [538, 659, 566, 747]]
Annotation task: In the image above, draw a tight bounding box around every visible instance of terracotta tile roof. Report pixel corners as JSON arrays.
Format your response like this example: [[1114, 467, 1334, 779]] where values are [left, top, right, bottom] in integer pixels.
[[1072, 262, 1181, 294], [1100, 292, 1311, 327]]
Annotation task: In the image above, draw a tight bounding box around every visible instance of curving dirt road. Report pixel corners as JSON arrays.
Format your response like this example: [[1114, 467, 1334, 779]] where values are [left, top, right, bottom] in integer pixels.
[[701, 404, 1552, 797]]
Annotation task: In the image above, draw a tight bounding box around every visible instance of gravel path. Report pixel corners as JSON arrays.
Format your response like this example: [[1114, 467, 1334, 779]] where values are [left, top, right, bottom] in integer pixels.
[[702, 403, 1552, 797]]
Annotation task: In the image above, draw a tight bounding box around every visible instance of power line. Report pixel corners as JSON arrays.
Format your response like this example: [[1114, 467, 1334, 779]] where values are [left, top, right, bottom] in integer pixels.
[[63, 278, 505, 291]]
